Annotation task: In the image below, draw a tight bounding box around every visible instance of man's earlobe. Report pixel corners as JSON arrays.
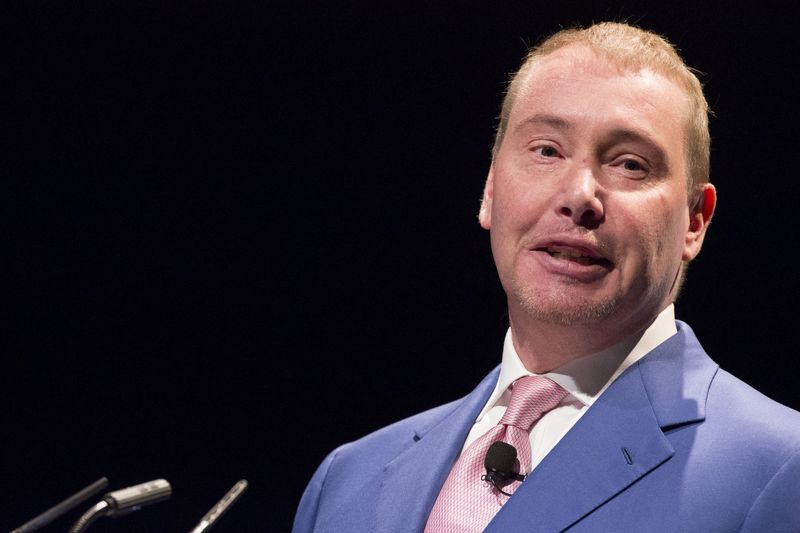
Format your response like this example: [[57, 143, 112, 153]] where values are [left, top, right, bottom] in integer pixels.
[[478, 167, 495, 229]]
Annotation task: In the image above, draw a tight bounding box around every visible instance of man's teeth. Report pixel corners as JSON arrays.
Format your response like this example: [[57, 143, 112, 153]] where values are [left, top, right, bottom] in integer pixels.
[[547, 249, 598, 265]]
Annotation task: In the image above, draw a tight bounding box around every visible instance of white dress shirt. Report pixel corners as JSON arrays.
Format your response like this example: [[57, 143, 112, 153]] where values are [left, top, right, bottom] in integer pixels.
[[461, 305, 678, 471]]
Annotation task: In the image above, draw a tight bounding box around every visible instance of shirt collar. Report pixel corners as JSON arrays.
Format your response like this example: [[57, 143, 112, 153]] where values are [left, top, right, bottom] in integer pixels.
[[477, 305, 678, 419]]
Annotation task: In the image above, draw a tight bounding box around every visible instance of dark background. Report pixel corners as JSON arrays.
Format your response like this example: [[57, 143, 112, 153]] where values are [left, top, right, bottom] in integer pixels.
[[6, 2, 799, 531]]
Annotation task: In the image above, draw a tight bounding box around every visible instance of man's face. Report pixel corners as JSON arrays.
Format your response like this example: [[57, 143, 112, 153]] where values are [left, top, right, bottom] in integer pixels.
[[479, 45, 713, 335]]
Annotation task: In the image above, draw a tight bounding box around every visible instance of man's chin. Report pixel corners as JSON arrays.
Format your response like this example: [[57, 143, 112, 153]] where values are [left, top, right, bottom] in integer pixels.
[[511, 288, 619, 327]]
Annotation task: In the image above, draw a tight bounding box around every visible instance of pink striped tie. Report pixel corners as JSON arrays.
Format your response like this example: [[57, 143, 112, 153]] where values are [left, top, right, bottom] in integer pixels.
[[424, 376, 567, 533]]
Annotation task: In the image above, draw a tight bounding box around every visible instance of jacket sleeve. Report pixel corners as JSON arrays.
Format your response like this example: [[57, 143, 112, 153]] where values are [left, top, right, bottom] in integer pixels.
[[740, 448, 800, 532], [291, 448, 340, 533]]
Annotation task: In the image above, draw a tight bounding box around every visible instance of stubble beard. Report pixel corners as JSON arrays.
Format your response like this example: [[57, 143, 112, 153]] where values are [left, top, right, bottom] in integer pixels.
[[508, 273, 620, 326]]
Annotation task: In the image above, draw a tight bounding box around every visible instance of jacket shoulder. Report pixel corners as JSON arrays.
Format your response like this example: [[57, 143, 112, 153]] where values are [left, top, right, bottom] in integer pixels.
[[331, 397, 462, 467], [710, 368, 800, 449]]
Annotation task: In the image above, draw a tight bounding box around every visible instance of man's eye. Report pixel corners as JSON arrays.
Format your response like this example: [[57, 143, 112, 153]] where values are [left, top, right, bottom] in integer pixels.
[[535, 146, 559, 157], [621, 159, 645, 172]]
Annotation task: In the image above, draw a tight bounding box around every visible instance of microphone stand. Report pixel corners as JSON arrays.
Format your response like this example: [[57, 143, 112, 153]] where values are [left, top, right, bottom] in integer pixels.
[[68, 501, 111, 533]]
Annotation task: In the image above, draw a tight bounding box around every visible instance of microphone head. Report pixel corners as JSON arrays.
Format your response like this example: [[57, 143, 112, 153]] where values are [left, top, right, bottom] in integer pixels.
[[104, 479, 172, 517], [484, 441, 518, 475]]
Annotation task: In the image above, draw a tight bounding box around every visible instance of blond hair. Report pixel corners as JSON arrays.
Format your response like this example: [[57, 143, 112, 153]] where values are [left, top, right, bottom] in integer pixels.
[[492, 22, 711, 191]]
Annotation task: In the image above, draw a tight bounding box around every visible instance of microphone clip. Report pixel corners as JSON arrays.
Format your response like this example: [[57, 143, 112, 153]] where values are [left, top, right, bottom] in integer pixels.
[[481, 468, 525, 496]]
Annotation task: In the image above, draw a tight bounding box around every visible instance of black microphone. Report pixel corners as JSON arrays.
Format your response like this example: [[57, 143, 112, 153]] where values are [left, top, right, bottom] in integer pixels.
[[68, 479, 172, 533], [482, 441, 525, 496], [10, 477, 109, 533]]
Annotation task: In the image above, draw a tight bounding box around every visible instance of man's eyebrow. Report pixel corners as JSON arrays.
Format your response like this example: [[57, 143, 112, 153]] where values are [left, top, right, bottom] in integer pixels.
[[513, 114, 572, 133], [514, 116, 660, 146], [605, 128, 660, 147]]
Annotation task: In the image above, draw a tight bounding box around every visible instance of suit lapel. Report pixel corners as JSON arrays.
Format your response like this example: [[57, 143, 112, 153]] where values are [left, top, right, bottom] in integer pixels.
[[375, 367, 500, 533], [486, 321, 718, 532]]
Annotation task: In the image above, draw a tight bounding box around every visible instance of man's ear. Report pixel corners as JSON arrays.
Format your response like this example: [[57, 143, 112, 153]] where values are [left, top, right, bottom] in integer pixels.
[[478, 166, 495, 230], [683, 183, 716, 261]]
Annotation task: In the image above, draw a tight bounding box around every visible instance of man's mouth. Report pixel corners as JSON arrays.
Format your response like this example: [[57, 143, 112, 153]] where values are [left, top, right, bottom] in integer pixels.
[[537, 246, 611, 267]]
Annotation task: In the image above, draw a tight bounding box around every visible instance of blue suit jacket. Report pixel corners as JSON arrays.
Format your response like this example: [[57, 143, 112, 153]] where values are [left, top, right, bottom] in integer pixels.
[[293, 322, 800, 532]]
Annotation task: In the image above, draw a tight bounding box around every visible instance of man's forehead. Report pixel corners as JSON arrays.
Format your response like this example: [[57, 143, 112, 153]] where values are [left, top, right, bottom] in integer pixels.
[[512, 45, 688, 121], [521, 44, 655, 90]]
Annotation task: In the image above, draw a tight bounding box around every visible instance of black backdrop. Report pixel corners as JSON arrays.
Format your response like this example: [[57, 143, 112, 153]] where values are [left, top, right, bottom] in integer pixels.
[[6, 2, 800, 531]]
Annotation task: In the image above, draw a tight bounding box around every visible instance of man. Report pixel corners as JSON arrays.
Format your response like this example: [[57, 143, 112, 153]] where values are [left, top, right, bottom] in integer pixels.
[[293, 22, 800, 532]]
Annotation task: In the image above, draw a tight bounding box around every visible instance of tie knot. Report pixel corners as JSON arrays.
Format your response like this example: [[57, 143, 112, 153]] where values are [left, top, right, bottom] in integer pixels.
[[498, 376, 567, 430]]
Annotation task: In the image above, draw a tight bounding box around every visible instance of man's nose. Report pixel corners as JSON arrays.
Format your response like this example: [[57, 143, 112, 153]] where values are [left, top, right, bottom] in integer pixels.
[[557, 163, 605, 228]]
